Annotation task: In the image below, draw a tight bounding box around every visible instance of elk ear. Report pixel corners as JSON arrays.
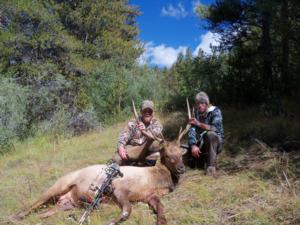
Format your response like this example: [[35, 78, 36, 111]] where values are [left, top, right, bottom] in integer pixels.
[[180, 148, 187, 155]]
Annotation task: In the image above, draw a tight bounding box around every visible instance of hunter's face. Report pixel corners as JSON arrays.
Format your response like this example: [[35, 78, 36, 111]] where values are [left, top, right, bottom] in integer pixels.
[[142, 108, 153, 124], [197, 102, 208, 113]]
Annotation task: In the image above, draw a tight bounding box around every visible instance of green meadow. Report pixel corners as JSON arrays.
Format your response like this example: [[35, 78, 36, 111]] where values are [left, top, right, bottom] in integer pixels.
[[1, 113, 299, 225]]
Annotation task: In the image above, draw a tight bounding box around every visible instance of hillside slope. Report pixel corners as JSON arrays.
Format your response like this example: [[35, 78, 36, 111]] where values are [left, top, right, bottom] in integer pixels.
[[0, 116, 299, 225]]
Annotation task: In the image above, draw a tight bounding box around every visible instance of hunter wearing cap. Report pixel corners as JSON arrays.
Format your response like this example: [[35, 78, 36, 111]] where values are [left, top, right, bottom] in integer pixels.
[[112, 100, 163, 166], [187, 91, 224, 176]]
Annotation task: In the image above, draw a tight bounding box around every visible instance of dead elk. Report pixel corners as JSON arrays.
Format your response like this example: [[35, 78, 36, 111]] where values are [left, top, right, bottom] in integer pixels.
[[14, 100, 192, 225]]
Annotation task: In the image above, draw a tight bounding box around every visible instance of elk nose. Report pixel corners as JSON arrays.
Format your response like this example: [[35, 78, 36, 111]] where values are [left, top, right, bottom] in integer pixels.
[[177, 165, 185, 174]]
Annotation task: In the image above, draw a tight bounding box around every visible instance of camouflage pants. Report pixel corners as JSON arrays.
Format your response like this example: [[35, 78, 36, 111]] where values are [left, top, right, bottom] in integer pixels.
[[112, 140, 161, 166], [186, 131, 222, 168]]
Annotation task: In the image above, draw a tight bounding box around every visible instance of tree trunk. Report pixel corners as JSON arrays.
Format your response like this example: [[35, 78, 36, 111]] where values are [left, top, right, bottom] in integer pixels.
[[281, 0, 290, 95], [261, 9, 273, 98]]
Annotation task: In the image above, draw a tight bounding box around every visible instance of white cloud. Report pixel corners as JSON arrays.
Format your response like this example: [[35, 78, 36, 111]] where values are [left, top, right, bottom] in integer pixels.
[[193, 31, 220, 55], [161, 3, 188, 19], [137, 32, 220, 67], [138, 42, 187, 68]]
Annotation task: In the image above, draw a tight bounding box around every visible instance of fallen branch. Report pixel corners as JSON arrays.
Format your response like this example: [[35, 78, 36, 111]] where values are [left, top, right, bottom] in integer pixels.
[[253, 138, 270, 151], [227, 212, 242, 219], [282, 171, 296, 197]]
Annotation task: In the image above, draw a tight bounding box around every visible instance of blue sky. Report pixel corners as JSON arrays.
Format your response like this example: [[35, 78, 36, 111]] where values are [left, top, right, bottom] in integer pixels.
[[129, 0, 218, 68]]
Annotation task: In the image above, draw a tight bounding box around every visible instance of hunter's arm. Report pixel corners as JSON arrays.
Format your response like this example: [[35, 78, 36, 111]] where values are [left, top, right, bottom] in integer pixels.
[[188, 127, 198, 146], [117, 121, 134, 149], [195, 122, 211, 131], [193, 109, 222, 131]]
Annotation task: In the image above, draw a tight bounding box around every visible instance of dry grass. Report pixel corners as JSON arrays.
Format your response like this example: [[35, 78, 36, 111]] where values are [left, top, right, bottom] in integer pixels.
[[0, 115, 299, 225]]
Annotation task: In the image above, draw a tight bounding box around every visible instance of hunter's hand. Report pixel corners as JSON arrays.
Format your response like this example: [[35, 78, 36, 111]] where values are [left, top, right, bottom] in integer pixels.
[[191, 145, 201, 158], [189, 118, 200, 127], [118, 146, 128, 160], [137, 122, 146, 131]]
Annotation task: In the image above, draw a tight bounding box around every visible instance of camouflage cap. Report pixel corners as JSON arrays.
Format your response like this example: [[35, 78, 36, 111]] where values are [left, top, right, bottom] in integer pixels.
[[141, 100, 154, 111], [195, 91, 209, 105]]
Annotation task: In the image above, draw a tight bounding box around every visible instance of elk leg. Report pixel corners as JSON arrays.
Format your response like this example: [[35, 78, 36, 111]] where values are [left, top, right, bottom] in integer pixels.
[[109, 192, 132, 225], [37, 207, 57, 218], [37, 196, 75, 218], [146, 195, 167, 225], [15, 180, 76, 219]]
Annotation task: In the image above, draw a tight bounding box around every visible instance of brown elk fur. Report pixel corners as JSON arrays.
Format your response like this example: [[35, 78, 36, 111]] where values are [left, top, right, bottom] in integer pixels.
[[14, 139, 187, 225]]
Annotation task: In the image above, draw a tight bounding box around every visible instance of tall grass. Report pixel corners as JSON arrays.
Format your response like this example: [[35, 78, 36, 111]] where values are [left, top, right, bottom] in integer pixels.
[[0, 112, 299, 225]]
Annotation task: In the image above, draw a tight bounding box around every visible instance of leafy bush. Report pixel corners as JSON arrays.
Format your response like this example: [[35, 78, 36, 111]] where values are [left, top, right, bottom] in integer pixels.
[[125, 67, 168, 111], [84, 62, 170, 123], [0, 78, 29, 152], [26, 73, 72, 124], [36, 106, 100, 139], [67, 107, 100, 136], [84, 62, 129, 122]]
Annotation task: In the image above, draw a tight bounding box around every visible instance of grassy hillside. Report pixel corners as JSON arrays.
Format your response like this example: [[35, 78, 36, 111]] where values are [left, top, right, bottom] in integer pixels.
[[0, 113, 299, 225]]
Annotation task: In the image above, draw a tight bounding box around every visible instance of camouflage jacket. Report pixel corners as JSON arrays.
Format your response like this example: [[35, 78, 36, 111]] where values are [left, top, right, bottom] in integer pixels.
[[188, 105, 224, 146], [117, 116, 163, 149]]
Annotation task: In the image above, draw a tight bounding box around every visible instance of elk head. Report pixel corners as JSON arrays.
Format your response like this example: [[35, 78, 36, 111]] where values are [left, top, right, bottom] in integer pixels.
[[159, 98, 192, 178]]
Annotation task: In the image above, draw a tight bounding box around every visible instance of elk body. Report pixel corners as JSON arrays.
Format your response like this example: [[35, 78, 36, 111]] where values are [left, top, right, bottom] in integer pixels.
[[15, 139, 187, 225], [15, 100, 192, 225]]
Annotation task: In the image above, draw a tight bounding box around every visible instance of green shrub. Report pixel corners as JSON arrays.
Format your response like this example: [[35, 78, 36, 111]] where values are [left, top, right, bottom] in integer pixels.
[[0, 78, 29, 152], [84, 62, 169, 123], [125, 67, 168, 111], [26, 73, 72, 124], [84, 62, 129, 122]]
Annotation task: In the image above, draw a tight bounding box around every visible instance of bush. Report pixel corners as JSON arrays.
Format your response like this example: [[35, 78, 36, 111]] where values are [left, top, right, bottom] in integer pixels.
[[0, 73, 100, 146], [84, 62, 129, 122], [67, 107, 100, 136], [125, 67, 168, 111], [0, 78, 29, 152], [84, 62, 169, 123], [26, 73, 72, 124], [36, 106, 100, 139]]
